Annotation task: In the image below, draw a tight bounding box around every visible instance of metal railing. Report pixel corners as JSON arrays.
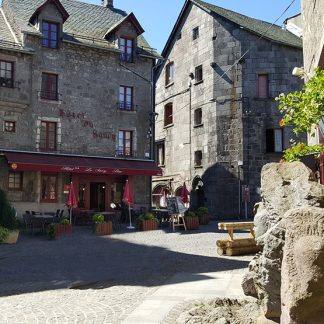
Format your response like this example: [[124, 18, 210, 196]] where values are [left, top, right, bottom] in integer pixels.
[[38, 90, 61, 101], [120, 53, 133, 63], [116, 149, 137, 158], [119, 101, 133, 110]]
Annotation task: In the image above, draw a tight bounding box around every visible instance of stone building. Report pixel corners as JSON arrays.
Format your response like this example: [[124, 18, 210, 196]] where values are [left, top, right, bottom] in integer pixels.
[[0, 0, 161, 215], [153, 0, 303, 218]]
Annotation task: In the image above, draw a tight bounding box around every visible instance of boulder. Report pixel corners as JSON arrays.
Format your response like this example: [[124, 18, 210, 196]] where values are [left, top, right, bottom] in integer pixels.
[[242, 162, 324, 320], [281, 206, 324, 324]]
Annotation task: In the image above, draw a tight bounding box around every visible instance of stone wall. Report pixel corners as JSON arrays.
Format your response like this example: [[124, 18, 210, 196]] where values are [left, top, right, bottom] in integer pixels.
[[301, 0, 324, 76]]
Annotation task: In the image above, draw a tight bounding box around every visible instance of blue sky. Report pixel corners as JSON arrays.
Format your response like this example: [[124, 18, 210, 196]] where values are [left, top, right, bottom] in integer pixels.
[[89, 0, 301, 52]]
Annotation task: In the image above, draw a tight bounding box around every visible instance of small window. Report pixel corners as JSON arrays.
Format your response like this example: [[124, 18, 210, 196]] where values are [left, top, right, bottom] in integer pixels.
[[118, 130, 133, 156], [195, 65, 203, 83], [193, 27, 199, 40], [0, 60, 14, 88], [8, 172, 23, 191], [258, 74, 269, 98], [41, 174, 58, 202], [42, 21, 59, 49], [194, 108, 202, 126], [266, 129, 284, 153], [194, 150, 203, 167], [165, 62, 174, 86], [119, 37, 134, 63], [164, 103, 173, 127], [156, 141, 165, 166], [41, 73, 58, 101], [4, 121, 16, 133], [119, 86, 133, 110], [40, 121, 57, 151]]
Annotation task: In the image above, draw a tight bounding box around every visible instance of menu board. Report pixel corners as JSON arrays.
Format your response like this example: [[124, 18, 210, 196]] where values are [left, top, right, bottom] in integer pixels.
[[166, 197, 188, 215]]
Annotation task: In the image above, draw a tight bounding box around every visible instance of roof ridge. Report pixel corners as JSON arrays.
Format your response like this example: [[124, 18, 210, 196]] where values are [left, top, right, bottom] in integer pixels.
[[61, 0, 127, 16], [193, 0, 281, 29]]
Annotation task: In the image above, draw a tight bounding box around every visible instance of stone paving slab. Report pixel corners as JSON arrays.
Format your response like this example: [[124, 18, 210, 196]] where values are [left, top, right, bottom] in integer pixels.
[[122, 270, 247, 324]]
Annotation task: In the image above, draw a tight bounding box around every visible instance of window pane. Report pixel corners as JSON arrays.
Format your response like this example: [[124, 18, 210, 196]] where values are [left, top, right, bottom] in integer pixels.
[[41, 175, 57, 201], [274, 129, 283, 152], [258, 74, 268, 98]]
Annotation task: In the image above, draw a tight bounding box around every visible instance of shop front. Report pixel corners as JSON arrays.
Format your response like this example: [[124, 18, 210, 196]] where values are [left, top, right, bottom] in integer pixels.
[[1, 150, 162, 215]]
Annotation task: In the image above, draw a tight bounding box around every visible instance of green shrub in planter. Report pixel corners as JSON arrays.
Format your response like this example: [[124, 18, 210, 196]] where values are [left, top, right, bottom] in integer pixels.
[[60, 218, 70, 225], [0, 226, 10, 243], [92, 214, 105, 224], [0, 189, 18, 230], [196, 207, 210, 225], [185, 211, 197, 218], [184, 211, 199, 230], [47, 224, 56, 240], [137, 213, 158, 231], [138, 212, 157, 221]]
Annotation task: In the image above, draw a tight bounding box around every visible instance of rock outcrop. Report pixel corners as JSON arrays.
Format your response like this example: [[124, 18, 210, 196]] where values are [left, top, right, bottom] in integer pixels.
[[281, 206, 324, 324], [242, 162, 324, 320]]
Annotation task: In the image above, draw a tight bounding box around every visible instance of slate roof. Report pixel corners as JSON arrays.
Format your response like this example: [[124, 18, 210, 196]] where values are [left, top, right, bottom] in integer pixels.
[[1, 0, 158, 56], [193, 0, 302, 48], [0, 10, 14, 42]]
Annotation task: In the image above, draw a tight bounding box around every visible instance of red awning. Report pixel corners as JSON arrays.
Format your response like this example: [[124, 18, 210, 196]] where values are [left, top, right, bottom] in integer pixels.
[[3, 151, 162, 176]]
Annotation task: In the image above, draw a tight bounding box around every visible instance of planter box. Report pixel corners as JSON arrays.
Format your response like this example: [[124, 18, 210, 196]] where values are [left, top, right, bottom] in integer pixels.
[[3, 230, 19, 244], [198, 214, 210, 225], [140, 219, 158, 231], [94, 222, 113, 236], [185, 217, 200, 230], [55, 224, 72, 239]]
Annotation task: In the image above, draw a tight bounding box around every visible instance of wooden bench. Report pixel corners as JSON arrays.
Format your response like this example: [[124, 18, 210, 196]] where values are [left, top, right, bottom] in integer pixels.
[[217, 221, 259, 256]]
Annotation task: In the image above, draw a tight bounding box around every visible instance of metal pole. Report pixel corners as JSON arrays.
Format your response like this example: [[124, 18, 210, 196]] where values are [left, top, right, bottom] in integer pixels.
[[238, 167, 241, 219]]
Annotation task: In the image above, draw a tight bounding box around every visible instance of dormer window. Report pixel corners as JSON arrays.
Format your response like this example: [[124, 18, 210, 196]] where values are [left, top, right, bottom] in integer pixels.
[[119, 37, 134, 63], [42, 21, 59, 49]]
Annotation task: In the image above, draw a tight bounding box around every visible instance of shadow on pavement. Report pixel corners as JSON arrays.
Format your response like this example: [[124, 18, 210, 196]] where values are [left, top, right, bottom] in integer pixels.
[[0, 224, 249, 298]]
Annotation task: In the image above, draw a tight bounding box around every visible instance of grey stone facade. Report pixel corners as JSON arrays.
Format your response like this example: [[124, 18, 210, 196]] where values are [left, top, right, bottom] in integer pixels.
[[153, 0, 304, 218], [0, 0, 158, 215], [301, 0, 324, 77]]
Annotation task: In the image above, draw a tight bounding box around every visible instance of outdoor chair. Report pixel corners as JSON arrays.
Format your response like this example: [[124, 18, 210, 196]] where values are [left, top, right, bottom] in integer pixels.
[[30, 216, 45, 234], [53, 209, 61, 223], [59, 209, 64, 220], [23, 213, 33, 233], [111, 211, 122, 231]]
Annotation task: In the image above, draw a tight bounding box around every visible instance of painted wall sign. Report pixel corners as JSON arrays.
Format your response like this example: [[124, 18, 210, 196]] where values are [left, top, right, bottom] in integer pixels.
[[58, 109, 116, 142], [93, 130, 116, 141]]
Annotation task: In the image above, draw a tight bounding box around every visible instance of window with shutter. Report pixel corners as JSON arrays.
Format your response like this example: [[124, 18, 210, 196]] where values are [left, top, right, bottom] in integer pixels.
[[258, 74, 269, 98]]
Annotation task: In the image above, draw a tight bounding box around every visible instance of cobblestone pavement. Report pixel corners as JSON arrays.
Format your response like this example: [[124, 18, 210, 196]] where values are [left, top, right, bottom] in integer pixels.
[[0, 222, 251, 323]]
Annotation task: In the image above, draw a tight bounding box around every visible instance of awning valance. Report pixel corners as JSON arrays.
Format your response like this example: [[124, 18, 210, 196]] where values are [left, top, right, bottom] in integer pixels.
[[3, 151, 162, 176]]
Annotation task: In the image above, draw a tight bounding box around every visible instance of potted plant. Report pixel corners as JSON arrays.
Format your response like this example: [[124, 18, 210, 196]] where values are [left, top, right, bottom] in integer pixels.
[[55, 218, 72, 238], [92, 214, 112, 236], [0, 189, 19, 244], [184, 211, 199, 230], [137, 213, 158, 231], [196, 207, 210, 225]]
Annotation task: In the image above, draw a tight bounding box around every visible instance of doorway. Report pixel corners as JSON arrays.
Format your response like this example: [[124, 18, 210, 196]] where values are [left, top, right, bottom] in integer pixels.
[[90, 182, 106, 211]]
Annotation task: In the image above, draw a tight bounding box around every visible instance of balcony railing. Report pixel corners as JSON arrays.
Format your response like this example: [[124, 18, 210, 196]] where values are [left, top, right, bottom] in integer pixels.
[[0, 77, 14, 88], [116, 149, 136, 158], [38, 90, 61, 101], [119, 101, 133, 111], [120, 53, 133, 63]]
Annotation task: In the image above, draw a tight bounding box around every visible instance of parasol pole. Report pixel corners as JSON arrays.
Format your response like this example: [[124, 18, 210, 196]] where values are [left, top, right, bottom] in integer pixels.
[[127, 203, 135, 229], [69, 206, 72, 224]]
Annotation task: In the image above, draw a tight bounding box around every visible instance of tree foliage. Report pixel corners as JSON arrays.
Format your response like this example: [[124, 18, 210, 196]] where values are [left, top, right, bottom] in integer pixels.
[[276, 68, 324, 161], [276, 68, 324, 134]]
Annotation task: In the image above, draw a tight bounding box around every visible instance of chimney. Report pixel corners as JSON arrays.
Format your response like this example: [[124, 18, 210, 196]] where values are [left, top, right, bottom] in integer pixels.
[[102, 0, 113, 8]]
